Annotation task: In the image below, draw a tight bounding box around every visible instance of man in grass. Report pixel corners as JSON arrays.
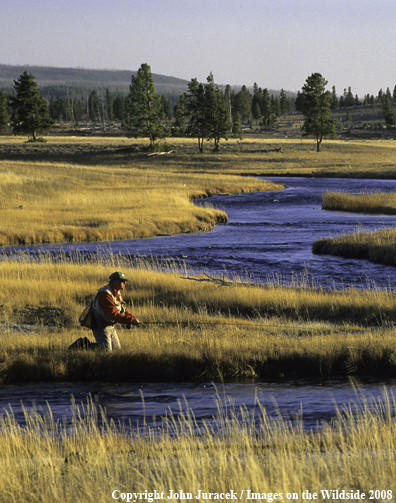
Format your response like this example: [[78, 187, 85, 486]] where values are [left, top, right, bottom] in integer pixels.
[[92, 271, 140, 351]]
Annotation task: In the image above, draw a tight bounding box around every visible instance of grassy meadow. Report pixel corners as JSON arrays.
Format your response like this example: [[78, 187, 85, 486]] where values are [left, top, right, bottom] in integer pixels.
[[322, 190, 396, 214], [1, 135, 396, 246], [0, 136, 396, 381], [314, 190, 396, 266], [1, 256, 396, 383], [2, 388, 396, 503], [2, 136, 396, 501], [0, 136, 396, 383], [0, 138, 285, 246]]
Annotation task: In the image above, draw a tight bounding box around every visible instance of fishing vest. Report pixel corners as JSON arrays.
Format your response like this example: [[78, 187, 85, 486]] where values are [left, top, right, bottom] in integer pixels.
[[93, 285, 125, 326]]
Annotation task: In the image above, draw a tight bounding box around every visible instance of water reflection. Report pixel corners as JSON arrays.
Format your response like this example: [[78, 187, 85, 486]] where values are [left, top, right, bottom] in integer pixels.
[[1, 379, 395, 433]]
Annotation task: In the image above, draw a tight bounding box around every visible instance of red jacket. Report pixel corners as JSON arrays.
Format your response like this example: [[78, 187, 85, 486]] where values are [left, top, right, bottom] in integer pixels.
[[96, 285, 138, 325]]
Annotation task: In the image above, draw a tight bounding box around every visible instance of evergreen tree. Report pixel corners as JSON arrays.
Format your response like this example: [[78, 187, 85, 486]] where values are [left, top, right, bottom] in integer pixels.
[[0, 90, 10, 132], [182, 73, 230, 151], [88, 90, 100, 122], [331, 86, 339, 109], [224, 85, 233, 130], [125, 63, 168, 146], [113, 93, 126, 121], [49, 95, 66, 121], [271, 95, 280, 118], [204, 73, 230, 150], [161, 95, 172, 120], [105, 88, 114, 123], [301, 73, 336, 152], [260, 88, 276, 128], [380, 88, 395, 126], [343, 87, 355, 107], [73, 97, 84, 123], [173, 93, 188, 136], [232, 85, 252, 123], [232, 111, 243, 139], [295, 91, 304, 112], [279, 89, 290, 115], [184, 77, 207, 152], [252, 83, 263, 121], [10, 71, 54, 141]]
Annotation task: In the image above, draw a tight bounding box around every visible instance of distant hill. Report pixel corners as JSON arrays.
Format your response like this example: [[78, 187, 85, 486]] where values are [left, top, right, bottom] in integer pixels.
[[0, 64, 191, 98], [0, 64, 295, 101]]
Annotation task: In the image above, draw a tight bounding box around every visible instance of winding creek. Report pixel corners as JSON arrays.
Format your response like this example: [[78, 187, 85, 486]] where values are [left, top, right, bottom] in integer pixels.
[[3, 177, 396, 431]]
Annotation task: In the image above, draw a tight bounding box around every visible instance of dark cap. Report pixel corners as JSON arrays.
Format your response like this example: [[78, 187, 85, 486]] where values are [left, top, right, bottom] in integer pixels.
[[109, 271, 130, 282]]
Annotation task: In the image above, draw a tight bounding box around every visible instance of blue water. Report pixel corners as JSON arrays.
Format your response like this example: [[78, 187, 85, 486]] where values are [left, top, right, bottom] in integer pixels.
[[2, 177, 396, 431], [5, 177, 396, 289], [1, 378, 395, 433]]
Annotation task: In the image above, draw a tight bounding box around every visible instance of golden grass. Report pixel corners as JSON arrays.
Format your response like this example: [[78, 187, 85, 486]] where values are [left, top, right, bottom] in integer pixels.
[[0, 156, 282, 246], [323, 190, 396, 214], [2, 136, 396, 248], [2, 388, 396, 502], [1, 137, 396, 380], [314, 188, 396, 266], [1, 256, 396, 382], [314, 190, 396, 265], [152, 138, 396, 179], [313, 226, 396, 266]]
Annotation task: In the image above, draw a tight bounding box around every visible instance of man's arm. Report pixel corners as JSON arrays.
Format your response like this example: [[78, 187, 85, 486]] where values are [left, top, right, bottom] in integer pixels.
[[97, 291, 139, 325]]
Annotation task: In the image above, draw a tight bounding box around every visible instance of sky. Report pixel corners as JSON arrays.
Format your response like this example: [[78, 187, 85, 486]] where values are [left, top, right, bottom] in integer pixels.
[[1, 0, 396, 97]]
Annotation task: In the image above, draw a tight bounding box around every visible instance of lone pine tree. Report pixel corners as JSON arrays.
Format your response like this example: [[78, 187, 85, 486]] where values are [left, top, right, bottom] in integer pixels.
[[125, 63, 168, 146], [10, 71, 54, 141], [301, 73, 336, 152]]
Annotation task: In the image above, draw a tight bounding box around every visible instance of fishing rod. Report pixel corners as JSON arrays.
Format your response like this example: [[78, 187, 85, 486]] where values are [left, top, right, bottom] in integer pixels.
[[139, 319, 382, 334]]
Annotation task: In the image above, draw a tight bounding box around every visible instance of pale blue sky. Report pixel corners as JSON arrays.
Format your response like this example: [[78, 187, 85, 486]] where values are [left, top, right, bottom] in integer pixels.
[[1, 0, 395, 96]]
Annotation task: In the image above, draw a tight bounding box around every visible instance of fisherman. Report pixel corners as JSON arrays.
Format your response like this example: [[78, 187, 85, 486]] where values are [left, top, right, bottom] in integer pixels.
[[92, 271, 140, 351]]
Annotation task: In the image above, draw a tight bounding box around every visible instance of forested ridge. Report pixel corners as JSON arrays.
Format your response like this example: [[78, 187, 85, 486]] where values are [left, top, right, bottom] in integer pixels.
[[2, 64, 396, 148], [0, 64, 191, 96]]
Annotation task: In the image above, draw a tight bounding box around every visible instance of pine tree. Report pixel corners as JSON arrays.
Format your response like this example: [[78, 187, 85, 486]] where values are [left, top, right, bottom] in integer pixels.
[[113, 93, 125, 121], [295, 91, 304, 112], [0, 90, 10, 132], [88, 90, 100, 122], [380, 88, 395, 126], [184, 78, 207, 152], [331, 86, 339, 109], [161, 95, 172, 120], [232, 85, 252, 124], [252, 84, 263, 121], [342, 87, 355, 108], [280, 89, 289, 115], [174, 93, 188, 136], [105, 88, 114, 123], [204, 73, 230, 150], [125, 63, 168, 146], [232, 112, 243, 139], [10, 71, 54, 141], [261, 88, 275, 128], [301, 73, 336, 152]]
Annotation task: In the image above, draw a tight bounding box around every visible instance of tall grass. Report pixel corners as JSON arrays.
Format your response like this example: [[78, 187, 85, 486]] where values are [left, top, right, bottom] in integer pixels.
[[1, 255, 396, 382], [0, 156, 283, 246], [2, 389, 396, 502], [322, 190, 396, 214], [313, 226, 396, 266]]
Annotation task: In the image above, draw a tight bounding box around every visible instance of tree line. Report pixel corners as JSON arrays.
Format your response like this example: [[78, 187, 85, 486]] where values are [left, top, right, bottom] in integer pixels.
[[1, 65, 396, 150]]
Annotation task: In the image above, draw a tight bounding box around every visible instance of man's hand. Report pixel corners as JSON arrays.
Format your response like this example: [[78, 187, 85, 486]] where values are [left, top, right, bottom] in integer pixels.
[[126, 318, 140, 329]]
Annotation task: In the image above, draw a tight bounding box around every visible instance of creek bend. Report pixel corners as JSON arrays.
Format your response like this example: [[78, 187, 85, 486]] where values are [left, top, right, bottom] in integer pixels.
[[3, 177, 396, 430], [8, 177, 396, 290]]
